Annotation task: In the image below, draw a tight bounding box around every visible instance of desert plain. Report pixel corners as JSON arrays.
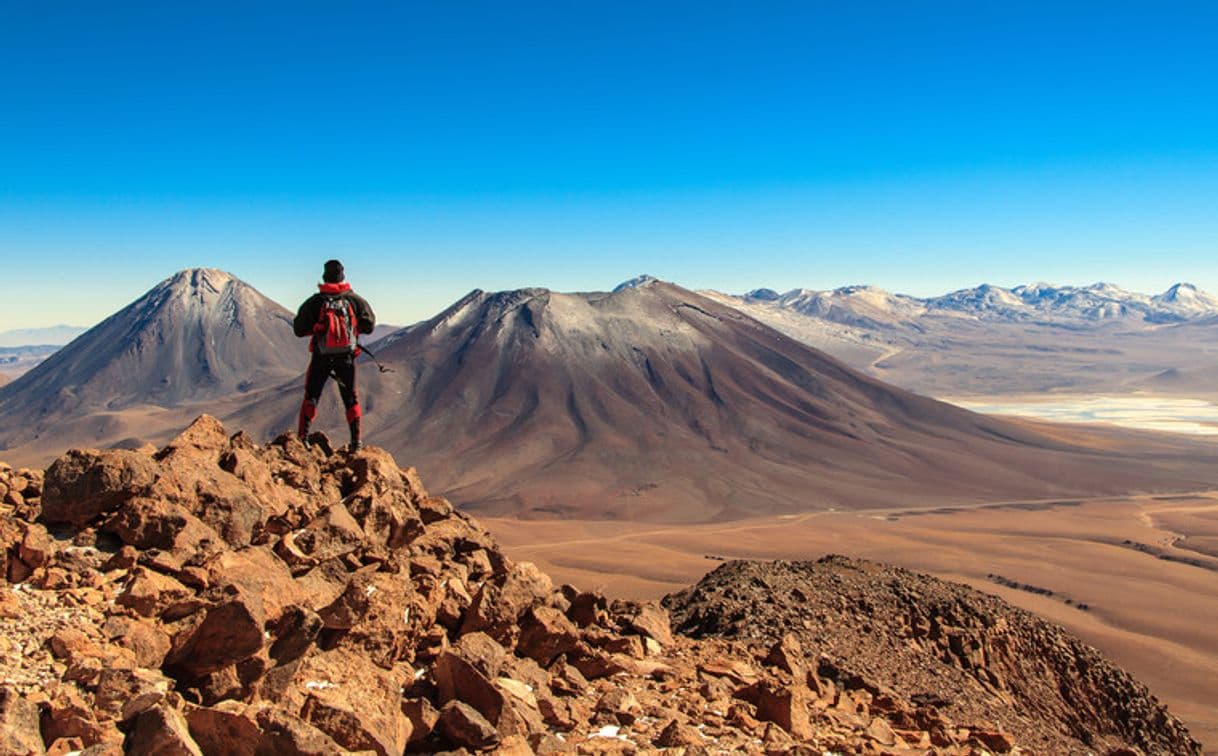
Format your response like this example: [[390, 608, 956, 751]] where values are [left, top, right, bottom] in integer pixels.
[[487, 484, 1218, 750]]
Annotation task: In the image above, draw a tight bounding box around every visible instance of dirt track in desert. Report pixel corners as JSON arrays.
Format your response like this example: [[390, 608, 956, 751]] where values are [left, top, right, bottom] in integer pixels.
[[485, 493, 1218, 751]]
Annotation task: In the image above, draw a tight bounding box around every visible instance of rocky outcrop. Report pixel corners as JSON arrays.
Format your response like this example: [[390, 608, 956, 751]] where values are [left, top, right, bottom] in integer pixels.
[[664, 556, 1202, 755], [0, 418, 1199, 754]]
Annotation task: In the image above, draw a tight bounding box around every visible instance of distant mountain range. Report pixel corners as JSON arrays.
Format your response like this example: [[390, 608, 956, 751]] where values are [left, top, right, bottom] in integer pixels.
[[736, 281, 1218, 327], [0, 324, 88, 347], [694, 279, 1218, 398]]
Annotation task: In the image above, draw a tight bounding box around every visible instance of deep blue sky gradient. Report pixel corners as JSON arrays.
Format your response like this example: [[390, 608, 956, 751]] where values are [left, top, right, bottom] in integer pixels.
[[2, 1, 1216, 327]]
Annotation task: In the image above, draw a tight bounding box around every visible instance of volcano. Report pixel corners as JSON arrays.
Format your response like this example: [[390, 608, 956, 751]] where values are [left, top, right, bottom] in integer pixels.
[[0, 268, 301, 453], [230, 279, 1218, 521]]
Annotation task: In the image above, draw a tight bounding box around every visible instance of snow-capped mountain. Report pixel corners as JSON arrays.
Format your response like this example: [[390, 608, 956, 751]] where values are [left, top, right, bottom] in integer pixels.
[[735, 281, 1218, 325], [1152, 283, 1218, 319], [743, 285, 927, 329]]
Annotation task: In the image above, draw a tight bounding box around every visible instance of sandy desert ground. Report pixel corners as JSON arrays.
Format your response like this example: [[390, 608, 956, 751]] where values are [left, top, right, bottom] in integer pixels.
[[486, 491, 1218, 751]]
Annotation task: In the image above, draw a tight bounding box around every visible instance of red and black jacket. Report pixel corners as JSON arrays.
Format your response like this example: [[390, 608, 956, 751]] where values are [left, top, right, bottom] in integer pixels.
[[293, 283, 377, 348]]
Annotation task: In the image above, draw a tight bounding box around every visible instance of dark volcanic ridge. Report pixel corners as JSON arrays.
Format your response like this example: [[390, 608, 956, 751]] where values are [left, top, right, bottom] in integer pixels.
[[233, 279, 1218, 521], [0, 416, 1200, 754], [663, 556, 1199, 755]]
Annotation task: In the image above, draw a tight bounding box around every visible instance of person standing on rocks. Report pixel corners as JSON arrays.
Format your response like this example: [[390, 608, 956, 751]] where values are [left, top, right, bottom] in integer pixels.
[[293, 259, 376, 451]]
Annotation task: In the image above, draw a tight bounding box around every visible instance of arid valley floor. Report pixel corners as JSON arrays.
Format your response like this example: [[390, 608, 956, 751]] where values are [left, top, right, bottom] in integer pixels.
[[487, 489, 1218, 750]]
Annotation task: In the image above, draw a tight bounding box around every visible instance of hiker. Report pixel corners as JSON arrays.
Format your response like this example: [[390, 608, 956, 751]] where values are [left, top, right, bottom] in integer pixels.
[[293, 259, 376, 450]]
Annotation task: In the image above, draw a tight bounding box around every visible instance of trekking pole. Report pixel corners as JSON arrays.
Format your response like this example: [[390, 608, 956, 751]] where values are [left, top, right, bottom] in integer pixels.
[[358, 342, 394, 373]]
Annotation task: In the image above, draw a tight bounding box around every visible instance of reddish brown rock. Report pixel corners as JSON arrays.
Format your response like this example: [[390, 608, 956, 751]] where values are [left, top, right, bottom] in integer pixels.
[[173, 467, 265, 548], [49, 627, 104, 663], [18, 523, 53, 568], [462, 548, 495, 579], [697, 658, 759, 686], [491, 734, 535, 755], [41, 449, 158, 527], [249, 703, 349, 755], [302, 695, 411, 755], [865, 715, 899, 747], [761, 720, 795, 751], [165, 586, 266, 677], [0, 685, 45, 755], [345, 488, 424, 549], [197, 665, 244, 706], [315, 567, 379, 631], [207, 546, 303, 623], [438, 699, 501, 751], [45, 737, 84, 756], [566, 643, 632, 680], [269, 605, 323, 664], [548, 660, 589, 697], [275, 503, 364, 570], [126, 705, 203, 756], [183, 701, 260, 756], [416, 494, 453, 524], [972, 728, 1016, 753], [493, 677, 547, 736], [766, 633, 806, 678], [536, 694, 577, 731], [618, 602, 674, 648], [290, 556, 352, 612], [595, 689, 642, 726], [326, 570, 420, 669], [94, 667, 170, 723], [104, 497, 223, 568], [567, 590, 608, 628], [655, 718, 703, 747], [218, 447, 288, 520], [4, 424, 1196, 756], [516, 605, 581, 667], [116, 567, 194, 618], [157, 415, 231, 460], [461, 561, 553, 644], [103, 616, 171, 668], [40, 685, 116, 745], [434, 638, 508, 726], [755, 681, 813, 740], [292, 650, 412, 756], [402, 697, 440, 744]]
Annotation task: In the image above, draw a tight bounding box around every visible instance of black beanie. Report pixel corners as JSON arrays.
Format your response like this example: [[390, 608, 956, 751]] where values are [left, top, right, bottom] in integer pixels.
[[323, 259, 345, 283]]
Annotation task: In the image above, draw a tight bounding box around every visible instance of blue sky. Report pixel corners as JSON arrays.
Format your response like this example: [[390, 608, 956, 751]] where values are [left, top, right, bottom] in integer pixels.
[[2, 1, 1216, 328]]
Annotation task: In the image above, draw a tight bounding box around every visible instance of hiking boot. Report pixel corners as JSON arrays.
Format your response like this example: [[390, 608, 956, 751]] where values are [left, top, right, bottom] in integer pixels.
[[348, 440, 364, 453]]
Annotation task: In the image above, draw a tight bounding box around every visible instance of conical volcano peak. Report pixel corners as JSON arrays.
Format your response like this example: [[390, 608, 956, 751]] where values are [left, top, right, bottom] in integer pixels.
[[0, 269, 301, 448], [167, 266, 236, 287], [1162, 282, 1199, 299], [156, 267, 239, 299], [480, 287, 552, 317]]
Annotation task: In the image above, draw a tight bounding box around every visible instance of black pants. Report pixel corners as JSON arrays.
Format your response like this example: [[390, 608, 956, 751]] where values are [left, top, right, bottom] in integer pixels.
[[298, 351, 361, 436]]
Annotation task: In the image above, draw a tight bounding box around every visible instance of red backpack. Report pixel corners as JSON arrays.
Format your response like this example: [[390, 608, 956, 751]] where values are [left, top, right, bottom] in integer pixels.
[[315, 294, 358, 354]]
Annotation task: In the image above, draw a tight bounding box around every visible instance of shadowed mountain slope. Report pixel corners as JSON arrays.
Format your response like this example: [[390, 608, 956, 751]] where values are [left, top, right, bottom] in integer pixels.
[[230, 280, 1218, 521], [0, 269, 300, 452]]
